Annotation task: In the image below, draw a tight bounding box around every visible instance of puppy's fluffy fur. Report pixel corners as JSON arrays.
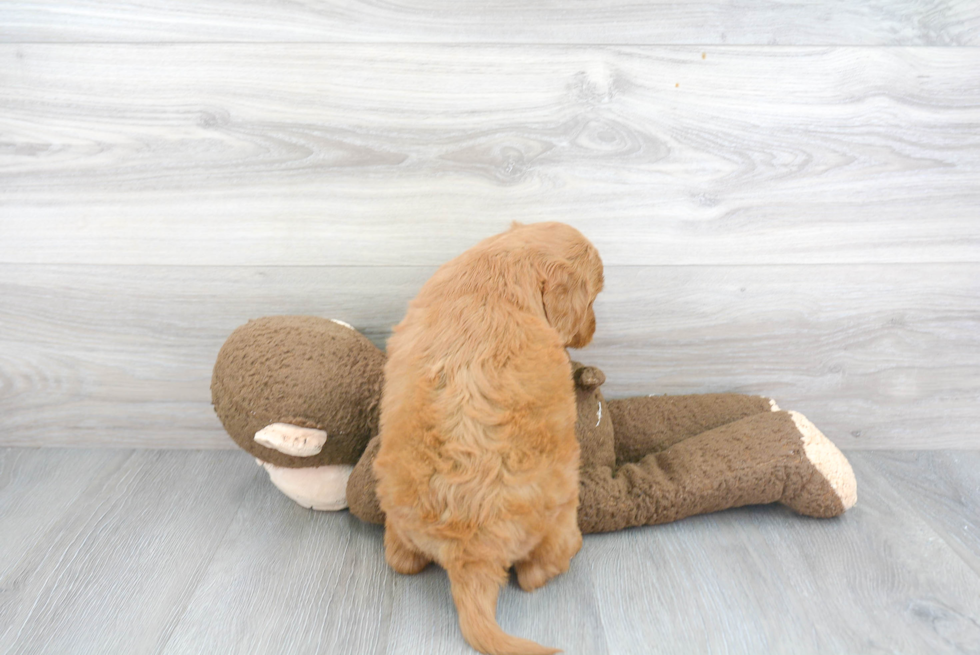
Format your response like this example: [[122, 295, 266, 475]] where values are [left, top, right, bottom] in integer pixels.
[[374, 222, 603, 655]]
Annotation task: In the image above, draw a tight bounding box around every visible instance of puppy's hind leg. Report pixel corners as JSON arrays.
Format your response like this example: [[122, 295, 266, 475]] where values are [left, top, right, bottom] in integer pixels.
[[515, 502, 583, 592], [384, 525, 432, 575]]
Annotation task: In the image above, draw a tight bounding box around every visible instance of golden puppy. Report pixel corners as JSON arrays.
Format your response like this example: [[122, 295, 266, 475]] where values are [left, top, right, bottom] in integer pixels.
[[373, 222, 603, 655]]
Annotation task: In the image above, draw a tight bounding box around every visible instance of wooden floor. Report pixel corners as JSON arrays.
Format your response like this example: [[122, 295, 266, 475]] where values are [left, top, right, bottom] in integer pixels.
[[1, 447, 978, 654]]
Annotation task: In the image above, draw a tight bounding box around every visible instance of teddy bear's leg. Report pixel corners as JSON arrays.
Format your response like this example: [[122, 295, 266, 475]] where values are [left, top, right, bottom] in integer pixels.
[[514, 500, 582, 592], [608, 393, 778, 465], [384, 523, 432, 575], [577, 410, 856, 534], [778, 411, 858, 517], [259, 461, 354, 511]]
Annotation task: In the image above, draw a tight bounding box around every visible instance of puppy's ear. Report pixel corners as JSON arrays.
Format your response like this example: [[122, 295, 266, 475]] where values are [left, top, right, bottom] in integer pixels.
[[542, 259, 593, 347]]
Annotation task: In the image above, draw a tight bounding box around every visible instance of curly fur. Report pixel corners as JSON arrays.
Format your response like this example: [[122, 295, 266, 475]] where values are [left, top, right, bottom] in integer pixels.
[[373, 222, 604, 655]]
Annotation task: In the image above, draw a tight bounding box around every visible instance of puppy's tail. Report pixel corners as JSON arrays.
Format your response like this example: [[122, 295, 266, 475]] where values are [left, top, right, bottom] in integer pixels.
[[447, 561, 559, 655]]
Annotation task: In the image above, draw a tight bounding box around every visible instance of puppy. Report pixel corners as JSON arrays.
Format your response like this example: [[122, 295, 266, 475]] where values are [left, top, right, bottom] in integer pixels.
[[373, 222, 603, 655]]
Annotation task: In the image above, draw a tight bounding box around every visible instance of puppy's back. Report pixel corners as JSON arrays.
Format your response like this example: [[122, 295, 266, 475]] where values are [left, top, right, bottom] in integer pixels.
[[375, 223, 598, 655]]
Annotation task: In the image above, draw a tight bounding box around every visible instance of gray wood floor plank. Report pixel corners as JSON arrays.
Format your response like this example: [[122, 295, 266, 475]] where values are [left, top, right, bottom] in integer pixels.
[[858, 451, 980, 577], [1, 1, 976, 45], [2, 45, 978, 267], [584, 454, 980, 654], [0, 450, 260, 654], [161, 467, 498, 655], [2, 449, 980, 654], [163, 467, 608, 654], [3, 263, 976, 449], [0, 448, 128, 577], [160, 479, 396, 655]]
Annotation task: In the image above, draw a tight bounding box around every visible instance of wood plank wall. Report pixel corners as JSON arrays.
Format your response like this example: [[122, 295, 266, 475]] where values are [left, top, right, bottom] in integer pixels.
[[1, 3, 978, 449]]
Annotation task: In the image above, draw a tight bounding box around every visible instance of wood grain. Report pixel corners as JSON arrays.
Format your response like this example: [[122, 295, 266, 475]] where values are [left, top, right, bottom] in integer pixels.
[[0, 449, 260, 654], [2, 45, 978, 266], [0, 448, 127, 576], [859, 451, 980, 577], [1, 1, 977, 45], [160, 474, 396, 654], [3, 448, 980, 654], [585, 452, 980, 654], [1, 263, 976, 449], [587, 265, 980, 450]]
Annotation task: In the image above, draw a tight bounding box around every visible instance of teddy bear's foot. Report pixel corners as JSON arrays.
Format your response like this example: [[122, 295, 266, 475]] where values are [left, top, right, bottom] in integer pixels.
[[258, 460, 354, 511], [781, 411, 857, 517], [254, 423, 327, 457]]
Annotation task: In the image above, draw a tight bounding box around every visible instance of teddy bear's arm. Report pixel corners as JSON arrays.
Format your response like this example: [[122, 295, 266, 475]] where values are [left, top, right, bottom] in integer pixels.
[[577, 410, 856, 534], [608, 393, 778, 466], [347, 435, 386, 524]]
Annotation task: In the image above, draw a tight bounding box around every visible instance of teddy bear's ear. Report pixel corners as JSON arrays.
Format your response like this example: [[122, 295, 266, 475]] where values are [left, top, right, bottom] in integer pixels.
[[574, 365, 606, 391]]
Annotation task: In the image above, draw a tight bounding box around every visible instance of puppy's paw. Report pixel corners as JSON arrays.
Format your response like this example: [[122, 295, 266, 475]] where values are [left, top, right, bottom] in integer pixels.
[[386, 548, 431, 576], [384, 529, 431, 575], [515, 559, 567, 592]]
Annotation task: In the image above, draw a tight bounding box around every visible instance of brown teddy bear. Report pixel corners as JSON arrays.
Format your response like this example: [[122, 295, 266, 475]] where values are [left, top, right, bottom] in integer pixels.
[[212, 316, 856, 531], [211, 315, 385, 510]]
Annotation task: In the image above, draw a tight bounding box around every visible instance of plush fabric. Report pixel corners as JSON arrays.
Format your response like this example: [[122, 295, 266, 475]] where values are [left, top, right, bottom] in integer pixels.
[[348, 361, 855, 533], [211, 316, 384, 468], [212, 316, 856, 533], [608, 393, 774, 464]]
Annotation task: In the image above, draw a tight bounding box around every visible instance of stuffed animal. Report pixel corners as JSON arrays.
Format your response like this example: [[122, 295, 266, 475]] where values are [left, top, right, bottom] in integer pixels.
[[212, 316, 856, 530], [211, 315, 385, 510]]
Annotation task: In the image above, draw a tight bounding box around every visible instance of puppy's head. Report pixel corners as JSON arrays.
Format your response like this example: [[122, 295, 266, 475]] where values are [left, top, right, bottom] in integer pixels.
[[507, 222, 604, 349]]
